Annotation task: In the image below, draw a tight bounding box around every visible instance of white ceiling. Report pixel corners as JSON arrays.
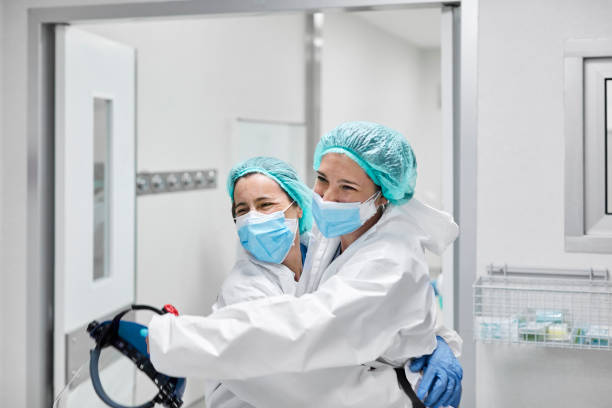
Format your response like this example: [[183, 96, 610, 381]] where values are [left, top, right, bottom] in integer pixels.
[[352, 8, 441, 49]]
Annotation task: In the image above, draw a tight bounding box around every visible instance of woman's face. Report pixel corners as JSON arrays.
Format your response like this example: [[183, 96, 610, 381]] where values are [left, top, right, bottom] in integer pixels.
[[314, 153, 386, 205], [233, 173, 301, 220]]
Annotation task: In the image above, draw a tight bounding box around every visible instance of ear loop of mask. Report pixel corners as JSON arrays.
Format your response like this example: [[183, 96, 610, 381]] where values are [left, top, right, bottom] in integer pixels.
[[365, 190, 381, 205], [370, 189, 390, 211], [372, 190, 388, 212], [358, 190, 384, 222]]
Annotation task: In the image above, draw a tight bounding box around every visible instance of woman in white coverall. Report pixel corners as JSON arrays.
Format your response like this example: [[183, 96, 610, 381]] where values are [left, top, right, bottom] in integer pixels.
[[148, 122, 463, 408], [203, 155, 460, 408]]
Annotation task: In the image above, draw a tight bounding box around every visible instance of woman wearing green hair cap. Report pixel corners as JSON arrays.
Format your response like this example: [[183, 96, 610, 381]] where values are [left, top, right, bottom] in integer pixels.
[[313, 121, 418, 205], [303, 121, 463, 407], [148, 126, 463, 408]]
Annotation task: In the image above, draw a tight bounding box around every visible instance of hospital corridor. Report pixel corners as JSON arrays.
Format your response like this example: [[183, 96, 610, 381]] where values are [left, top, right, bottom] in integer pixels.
[[0, 0, 612, 407]]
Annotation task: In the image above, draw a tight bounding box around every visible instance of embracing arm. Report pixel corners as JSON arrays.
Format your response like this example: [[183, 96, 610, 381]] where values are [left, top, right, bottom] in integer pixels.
[[148, 246, 437, 380]]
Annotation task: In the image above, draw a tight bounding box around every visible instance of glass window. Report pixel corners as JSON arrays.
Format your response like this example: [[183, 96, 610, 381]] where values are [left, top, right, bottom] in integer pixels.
[[93, 98, 112, 280], [606, 78, 611, 214]]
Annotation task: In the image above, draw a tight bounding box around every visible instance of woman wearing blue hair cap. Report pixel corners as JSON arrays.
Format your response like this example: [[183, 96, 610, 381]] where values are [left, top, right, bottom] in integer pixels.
[[227, 156, 313, 235], [148, 125, 463, 408], [215, 156, 312, 303], [203, 156, 313, 407]]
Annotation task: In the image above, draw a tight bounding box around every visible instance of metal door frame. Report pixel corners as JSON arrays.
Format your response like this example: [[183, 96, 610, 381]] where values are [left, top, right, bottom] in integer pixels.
[[26, 1, 478, 406]]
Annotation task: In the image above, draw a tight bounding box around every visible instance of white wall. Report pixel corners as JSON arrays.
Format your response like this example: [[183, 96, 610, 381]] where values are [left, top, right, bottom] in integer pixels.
[[322, 12, 442, 208], [322, 12, 443, 269], [476, 0, 612, 407], [322, 13, 423, 136]]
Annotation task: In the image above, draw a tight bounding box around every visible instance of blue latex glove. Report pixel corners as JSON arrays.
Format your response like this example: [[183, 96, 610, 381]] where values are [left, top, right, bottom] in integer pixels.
[[408, 336, 463, 408]]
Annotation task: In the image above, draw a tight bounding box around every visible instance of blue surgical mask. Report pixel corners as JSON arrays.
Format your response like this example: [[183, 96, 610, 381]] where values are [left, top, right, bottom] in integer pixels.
[[311, 191, 381, 238], [235, 203, 298, 263]]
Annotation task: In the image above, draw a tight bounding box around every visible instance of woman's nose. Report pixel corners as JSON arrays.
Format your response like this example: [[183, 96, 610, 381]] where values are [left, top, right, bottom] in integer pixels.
[[322, 187, 340, 202]]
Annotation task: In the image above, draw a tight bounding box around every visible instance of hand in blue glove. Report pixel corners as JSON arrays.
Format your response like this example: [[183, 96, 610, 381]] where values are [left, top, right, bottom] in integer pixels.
[[408, 336, 463, 408]]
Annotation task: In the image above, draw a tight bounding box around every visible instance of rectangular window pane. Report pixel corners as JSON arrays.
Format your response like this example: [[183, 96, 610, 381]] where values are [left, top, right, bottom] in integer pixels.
[[233, 119, 307, 181], [607, 79, 612, 214], [93, 98, 112, 280]]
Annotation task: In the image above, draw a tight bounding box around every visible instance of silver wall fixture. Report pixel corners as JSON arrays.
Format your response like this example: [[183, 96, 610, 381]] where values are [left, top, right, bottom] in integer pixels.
[[486, 264, 610, 281], [136, 169, 217, 195]]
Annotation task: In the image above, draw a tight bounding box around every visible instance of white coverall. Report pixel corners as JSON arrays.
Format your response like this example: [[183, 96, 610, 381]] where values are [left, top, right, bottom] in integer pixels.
[[149, 199, 462, 407]]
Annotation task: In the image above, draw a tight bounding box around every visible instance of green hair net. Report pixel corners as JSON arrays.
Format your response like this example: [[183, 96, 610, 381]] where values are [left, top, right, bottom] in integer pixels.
[[227, 156, 313, 234], [313, 121, 417, 205]]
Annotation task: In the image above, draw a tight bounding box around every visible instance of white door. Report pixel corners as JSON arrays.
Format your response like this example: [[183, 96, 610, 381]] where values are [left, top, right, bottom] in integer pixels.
[[54, 25, 136, 406]]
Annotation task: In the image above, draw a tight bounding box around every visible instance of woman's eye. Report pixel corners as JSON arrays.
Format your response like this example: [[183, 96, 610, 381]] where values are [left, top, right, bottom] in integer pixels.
[[341, 185, 356, 191], [317, 175, 328, 183], [261, 202, 273, 207]]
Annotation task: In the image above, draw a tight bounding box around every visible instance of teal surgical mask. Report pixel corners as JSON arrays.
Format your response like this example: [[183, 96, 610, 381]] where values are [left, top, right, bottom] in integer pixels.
[[235, 202, 298, 263], [311, 191, 381, 238]]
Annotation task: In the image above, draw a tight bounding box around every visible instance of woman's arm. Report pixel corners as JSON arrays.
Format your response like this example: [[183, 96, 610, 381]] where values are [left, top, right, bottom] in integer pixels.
[[205, 259, 288, 407], [148, 242, 437, 380]]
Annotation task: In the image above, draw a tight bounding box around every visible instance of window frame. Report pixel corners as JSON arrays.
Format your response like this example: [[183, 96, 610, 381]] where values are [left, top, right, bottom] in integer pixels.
[[564, 39, 612, 253]]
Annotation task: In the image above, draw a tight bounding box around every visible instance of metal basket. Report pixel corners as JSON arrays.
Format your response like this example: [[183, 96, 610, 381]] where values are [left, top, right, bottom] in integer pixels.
[[473, 265, 612, 350]]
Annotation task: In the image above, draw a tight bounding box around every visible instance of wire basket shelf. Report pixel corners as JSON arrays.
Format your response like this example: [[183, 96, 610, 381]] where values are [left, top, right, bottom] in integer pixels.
[[473, 265, 612, 350]]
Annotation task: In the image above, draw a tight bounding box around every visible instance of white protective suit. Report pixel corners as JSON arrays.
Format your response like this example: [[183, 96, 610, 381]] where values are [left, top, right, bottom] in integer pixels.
[[203, 239, 301, 408], [206, 237, 412, 408], [149, 199, 462, 408]]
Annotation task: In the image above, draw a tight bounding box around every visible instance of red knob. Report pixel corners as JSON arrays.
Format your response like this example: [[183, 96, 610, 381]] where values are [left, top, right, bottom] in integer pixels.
[[163, 304, 179, 316]]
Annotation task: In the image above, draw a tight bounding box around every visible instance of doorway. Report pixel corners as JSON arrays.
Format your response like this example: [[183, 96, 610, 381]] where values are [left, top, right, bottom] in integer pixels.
[[26, 2, 471, 407]]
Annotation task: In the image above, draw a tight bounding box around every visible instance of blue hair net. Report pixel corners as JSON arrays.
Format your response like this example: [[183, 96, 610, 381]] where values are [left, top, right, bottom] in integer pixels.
[[313, 121, 417, 205], [227, 156, 313, 234]]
